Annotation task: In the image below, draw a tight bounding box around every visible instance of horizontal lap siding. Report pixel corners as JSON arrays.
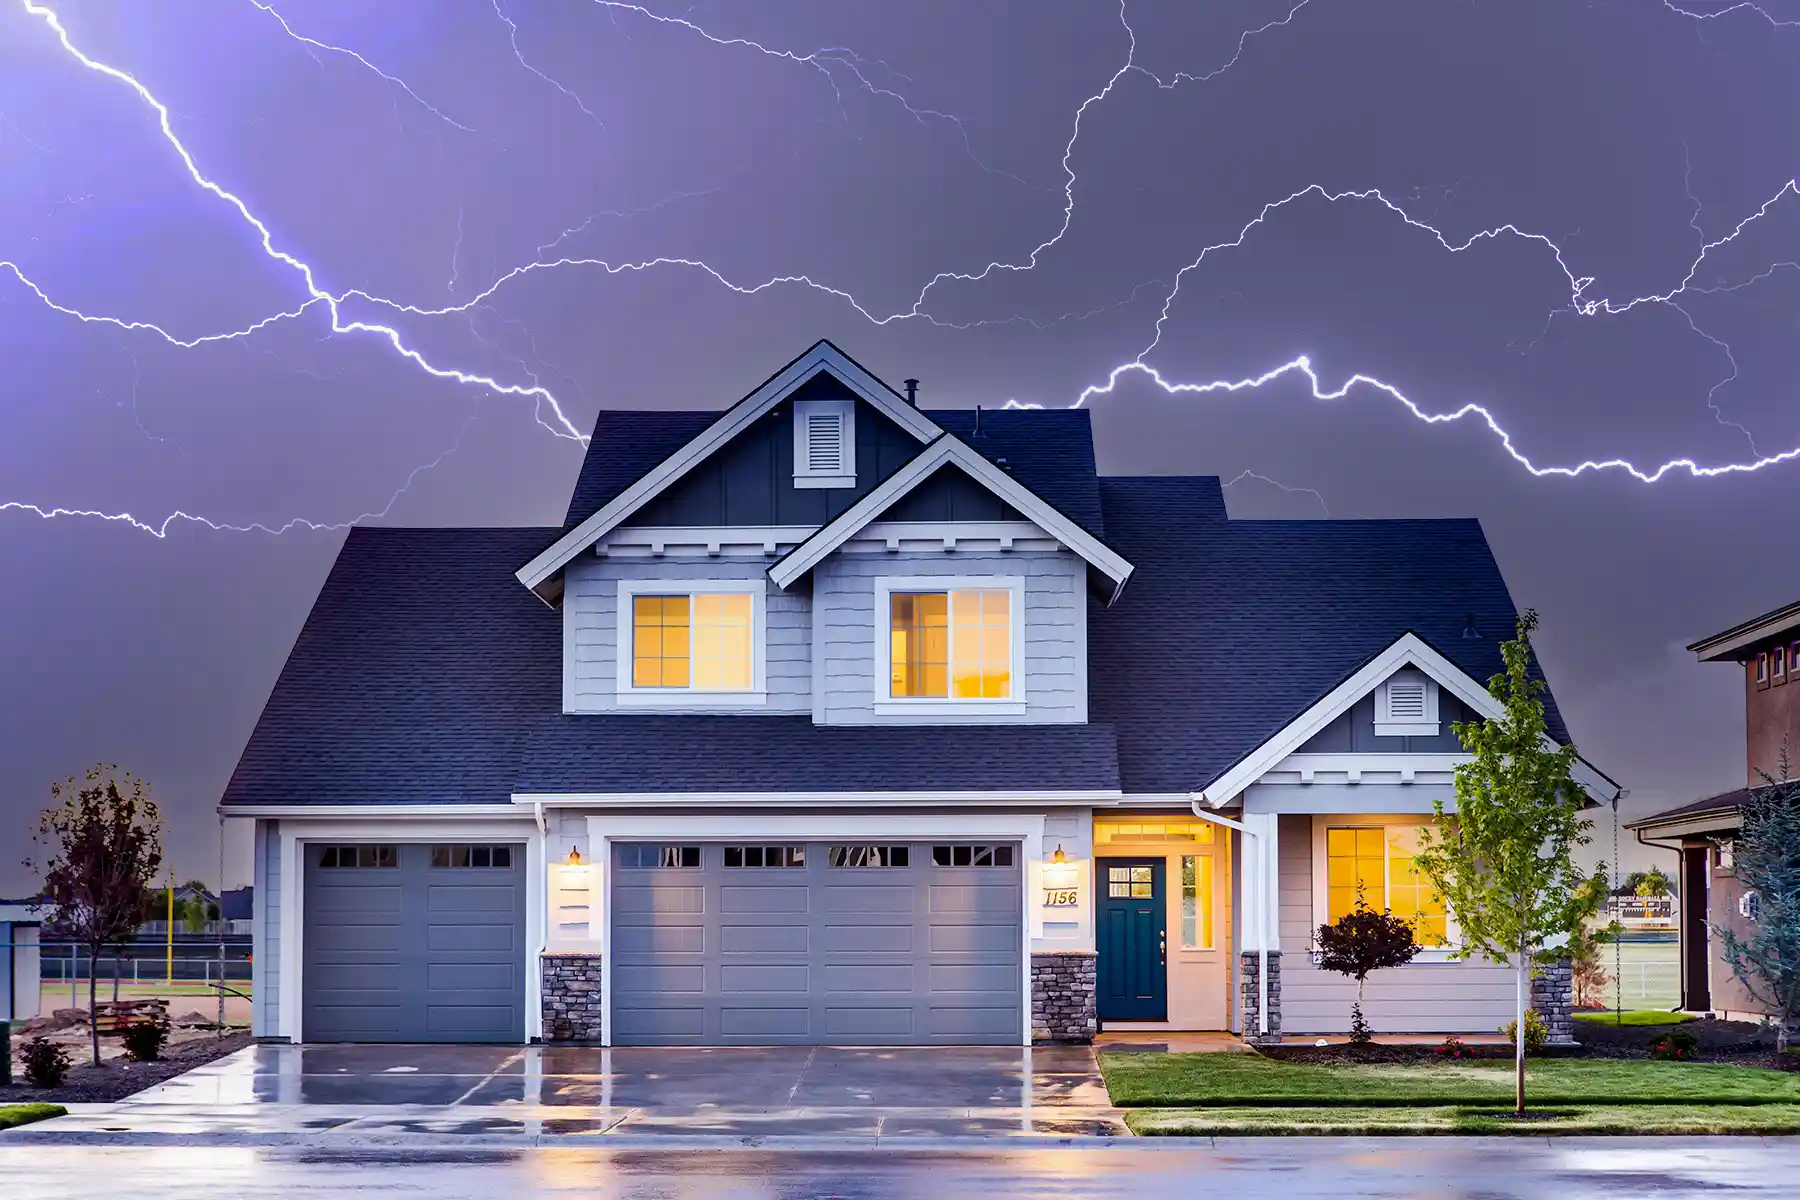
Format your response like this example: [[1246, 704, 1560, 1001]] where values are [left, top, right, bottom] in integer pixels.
[[814, 550, 1086, 724], [1276, 813, 1517, 1034], [565, 557, 810, 714]]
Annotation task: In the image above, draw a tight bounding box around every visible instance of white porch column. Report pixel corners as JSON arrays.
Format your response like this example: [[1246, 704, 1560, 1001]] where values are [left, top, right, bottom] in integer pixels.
[[1238, 811, 1283, 1043]]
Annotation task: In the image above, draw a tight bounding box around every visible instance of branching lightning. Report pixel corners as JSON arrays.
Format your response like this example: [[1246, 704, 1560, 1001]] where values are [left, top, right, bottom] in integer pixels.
[[7, 0, 1800, 541]]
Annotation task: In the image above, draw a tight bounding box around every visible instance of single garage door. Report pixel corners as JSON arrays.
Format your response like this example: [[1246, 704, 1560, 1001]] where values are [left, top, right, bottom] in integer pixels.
[[610, 840, 1022, 1045], [302, 841, 526, 1043]]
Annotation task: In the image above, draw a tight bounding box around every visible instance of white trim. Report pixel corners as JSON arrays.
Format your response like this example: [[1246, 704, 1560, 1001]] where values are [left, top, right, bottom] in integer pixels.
[[847, 520, 1060, 555], [1308, 815, 1460, 961], [1263, 752, 1470, 787], [518, 342, 940, 599], [596, 526, 816, 559], [871, 574, 1028, 712], [274, 817, 542, 1044], [792, 397, 856, 488], [223, 804, 524, 818], [513, 789, 1121, 808], [586, 812, 1047, 1047], [1194, 632, 1617, 807], [613, 578, 767, 706], [767, 435, 1134, 599]]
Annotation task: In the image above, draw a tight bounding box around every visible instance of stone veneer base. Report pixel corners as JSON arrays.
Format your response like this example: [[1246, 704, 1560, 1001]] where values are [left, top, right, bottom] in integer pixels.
[[1031, 950, 1097, 1043], [542, 951, 604, 1042], [1530, 956, 1577, 1045], [1238, 950, 1282, 1045]]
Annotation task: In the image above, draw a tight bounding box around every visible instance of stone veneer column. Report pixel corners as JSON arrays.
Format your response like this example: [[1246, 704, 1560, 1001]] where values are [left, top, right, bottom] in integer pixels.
[[541, 952, 604, 1042], [1030, 950, 1097, 1043], [1238, 950, 1282, 1045], [1530, 957, 1576, 1045]]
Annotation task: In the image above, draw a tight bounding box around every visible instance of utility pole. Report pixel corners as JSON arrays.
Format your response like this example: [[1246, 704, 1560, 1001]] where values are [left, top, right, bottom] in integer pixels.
[[165, 868, 174, 987]]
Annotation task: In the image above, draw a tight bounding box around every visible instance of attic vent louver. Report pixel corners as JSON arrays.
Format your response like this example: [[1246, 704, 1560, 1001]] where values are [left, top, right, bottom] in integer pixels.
[[1375, 669, 1439, 736], [792, 398, 856, 489], [1385, 679, 1428, 720]]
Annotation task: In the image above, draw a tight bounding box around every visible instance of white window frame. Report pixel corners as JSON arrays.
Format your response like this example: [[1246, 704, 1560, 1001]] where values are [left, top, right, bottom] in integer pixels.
[[1775, 648, 1788, 682], [1309, 816, 1459, 961], [792, 398, 856, 489], [614, 579, 767, 707], [1374, 670, 1440, 737], [872, 574, 1028, 716], [1756, 653, 1769, 684]]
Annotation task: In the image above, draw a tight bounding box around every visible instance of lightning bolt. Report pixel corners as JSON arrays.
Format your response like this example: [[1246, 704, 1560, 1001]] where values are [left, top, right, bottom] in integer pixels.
[[491, 0, 607, 130], [8, 0, 1800, 542], [1661, 1, 1800, 30], [1221, 470, 1330, 517]]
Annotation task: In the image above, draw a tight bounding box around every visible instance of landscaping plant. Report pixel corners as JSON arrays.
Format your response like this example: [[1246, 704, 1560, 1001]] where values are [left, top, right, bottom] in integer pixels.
[[120, 1016, 170, 1063], [24, 764, 165, 1066], [1314, 884, 1420, 1043], [21, 1036, 72, 1088], [1412, 610, 1609, 1115], [1713, 768, 1800, 1051], [1501, 1009, 1548, 1055], [1435, 1034, 1469, 1061], [1649, 1030, 1698, 1061]]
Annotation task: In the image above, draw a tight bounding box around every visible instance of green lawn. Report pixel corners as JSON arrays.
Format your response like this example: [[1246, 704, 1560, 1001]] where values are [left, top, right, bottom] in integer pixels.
[[1126, 1103, 1800, 1137], [1099, 1052, 1800, 1108], [1574, 1010, 1696, 1027], [0, 1105, 67, 1131]]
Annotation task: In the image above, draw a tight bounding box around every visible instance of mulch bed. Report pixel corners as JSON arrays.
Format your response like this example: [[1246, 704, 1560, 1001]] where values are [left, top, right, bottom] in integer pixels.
[[1259, 1017, 1799, 1070], [3, 1031, 254, 1104]]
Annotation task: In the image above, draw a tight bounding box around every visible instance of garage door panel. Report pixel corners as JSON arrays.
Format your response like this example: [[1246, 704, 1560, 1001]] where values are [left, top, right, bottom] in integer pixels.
[[306, 924, 403, 953], [427, 883, 517, 914], [611, 840, 1021, 1046], [427, 923, 517, 953], [307, 885, 402, 915], [427, 962, 515, 990], [427, 1005, 518, 1035], [309, 1005, 401, 1035]]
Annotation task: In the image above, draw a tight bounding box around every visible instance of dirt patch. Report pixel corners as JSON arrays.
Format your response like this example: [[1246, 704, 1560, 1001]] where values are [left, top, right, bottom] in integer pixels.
[[3, 1031, 252, 1104], [1262, 1042, 1527, 1065]]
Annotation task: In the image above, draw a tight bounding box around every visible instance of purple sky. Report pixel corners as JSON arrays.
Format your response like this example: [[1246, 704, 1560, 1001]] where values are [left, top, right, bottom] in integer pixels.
[[3, 0, 1798, 893]]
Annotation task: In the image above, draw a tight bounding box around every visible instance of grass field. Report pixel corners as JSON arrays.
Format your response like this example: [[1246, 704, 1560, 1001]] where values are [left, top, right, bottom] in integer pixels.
[[1099, 1053, 1800, 1108], [1574, 1010, 1697, 1027], [1126, 1103, 1800, 1137], [0, 1105, 67, 1131]]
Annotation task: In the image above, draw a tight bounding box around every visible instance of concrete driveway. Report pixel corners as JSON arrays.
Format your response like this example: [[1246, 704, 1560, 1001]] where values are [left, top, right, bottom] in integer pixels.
[[9, 1042, 1126, 1144]]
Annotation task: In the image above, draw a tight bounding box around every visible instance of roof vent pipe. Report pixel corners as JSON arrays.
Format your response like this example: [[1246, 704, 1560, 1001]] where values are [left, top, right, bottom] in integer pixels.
[[903, 378, 919, 407]]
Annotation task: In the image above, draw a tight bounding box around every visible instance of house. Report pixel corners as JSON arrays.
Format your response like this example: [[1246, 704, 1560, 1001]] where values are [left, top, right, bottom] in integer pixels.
[[1629, 600, 1800, 1019], [0, 900, 43, 1024], [220, 339, 1615, 1047]]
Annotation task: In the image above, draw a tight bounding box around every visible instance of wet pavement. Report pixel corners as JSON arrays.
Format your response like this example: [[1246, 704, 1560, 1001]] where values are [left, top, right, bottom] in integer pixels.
[[2, 1042, 1128, 1144], [5, 1139, 1800, 1199]]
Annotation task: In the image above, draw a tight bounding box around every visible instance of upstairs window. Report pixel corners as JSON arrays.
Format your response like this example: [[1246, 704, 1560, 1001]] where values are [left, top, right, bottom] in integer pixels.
[[1776, 648, 1788, 684], [887, 586, 1014, 700], [1756, 653, 1769, 686], [792, 398, 855, 488], [618, 582, 761, 700]]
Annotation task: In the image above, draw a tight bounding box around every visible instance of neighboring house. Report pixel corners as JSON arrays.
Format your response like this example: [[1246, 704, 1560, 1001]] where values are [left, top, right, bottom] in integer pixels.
[[221, 340, 1615, 1047], [1629, 600, 1800, 1019], [0, 900, 43, 1023]]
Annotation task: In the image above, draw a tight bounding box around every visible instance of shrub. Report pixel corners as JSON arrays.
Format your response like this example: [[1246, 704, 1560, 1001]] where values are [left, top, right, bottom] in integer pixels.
[[1650, 1029, 1699, 1061], [1500, 1009, 1548, 1055], [120, 1017, 170, 1063], [1314, 884, 1421, 1044], [1434, 1034, 1469, 1061], [22, 1036, 73, 1088]]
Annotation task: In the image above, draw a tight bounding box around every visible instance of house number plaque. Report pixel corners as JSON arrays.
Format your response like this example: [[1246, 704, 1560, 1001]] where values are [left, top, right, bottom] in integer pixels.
[[1042, 887, 1080, 907]]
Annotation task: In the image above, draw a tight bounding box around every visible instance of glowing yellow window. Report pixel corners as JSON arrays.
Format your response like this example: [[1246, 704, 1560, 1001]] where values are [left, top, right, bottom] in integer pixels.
[[1326, 827, 1385, 921], [1180, 855, 1214, 949], [1387, 827, 1449, 945], [889, 589, 1011, 699], [632, 593, 752, 690]]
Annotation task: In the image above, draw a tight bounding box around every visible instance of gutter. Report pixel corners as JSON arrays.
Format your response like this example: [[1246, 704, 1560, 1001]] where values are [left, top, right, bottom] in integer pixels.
[[533, 800, 549, 1044], [1188, 799, 1267, 1037]]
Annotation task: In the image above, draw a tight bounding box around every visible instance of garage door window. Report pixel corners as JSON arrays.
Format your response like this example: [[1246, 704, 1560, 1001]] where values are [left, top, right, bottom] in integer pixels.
[[827, 844, 909, 868], [931, 844, 1015, 868], [316, 845, 396, 869], [430, 844, 513, 869], [723, 845, 805, 868], [618, 843, 701, 869]]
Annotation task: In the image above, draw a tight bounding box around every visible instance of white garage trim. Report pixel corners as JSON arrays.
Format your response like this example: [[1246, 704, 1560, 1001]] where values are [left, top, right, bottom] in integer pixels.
[[585, 812, 1047, 1047], [275, 818, 543, 1043]]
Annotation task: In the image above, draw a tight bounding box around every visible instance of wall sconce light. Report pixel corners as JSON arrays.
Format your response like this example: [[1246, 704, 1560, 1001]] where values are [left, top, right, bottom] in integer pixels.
[[1051, 844, 1067, 865], [1043, 844, 1078, 892], [564, 846, 584, 868]]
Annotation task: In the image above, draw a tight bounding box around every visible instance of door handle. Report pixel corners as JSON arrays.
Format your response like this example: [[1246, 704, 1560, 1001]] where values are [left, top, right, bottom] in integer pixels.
[[1159, 929, 1167, 965]]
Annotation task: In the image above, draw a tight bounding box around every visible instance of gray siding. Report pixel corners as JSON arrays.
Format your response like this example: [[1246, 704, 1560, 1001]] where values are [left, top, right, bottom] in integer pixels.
[[254, 819, 280, 1038], [565, 556, 811, 715], [1276, 813, 1519, 1034], [813, 549, 1088, 725], [1298, 691, 1479, 754]]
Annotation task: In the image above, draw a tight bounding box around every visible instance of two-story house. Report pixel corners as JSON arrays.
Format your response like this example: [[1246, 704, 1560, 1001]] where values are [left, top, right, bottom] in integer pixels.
[[1629, 601, 1800, 1019], [221, 340, 1614, 1047]]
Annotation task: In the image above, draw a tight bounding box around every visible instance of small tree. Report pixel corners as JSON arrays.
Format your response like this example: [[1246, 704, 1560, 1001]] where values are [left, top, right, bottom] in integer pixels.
[[1714, 770, 1800, 1050], [1413, 611, 1608, 1115], [24, 765, 163, 1066], [1315, 884, 1421, 1043], [1622, 868, 1674, 899]]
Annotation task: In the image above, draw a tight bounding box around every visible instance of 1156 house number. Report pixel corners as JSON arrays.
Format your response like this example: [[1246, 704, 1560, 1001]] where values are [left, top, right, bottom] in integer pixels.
[[1042, 887, 1080, 907]]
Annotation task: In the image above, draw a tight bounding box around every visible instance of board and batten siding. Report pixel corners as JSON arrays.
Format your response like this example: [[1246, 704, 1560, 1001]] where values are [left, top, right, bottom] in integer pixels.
[[1275, 812, 1518, 1034], [564, 556, 811, 714], [253, 818, 281, 1038], [812, 549, 1087, 725]]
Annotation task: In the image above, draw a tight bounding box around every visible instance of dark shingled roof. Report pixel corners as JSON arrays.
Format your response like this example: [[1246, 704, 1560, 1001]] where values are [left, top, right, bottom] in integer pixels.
[[1628, 786, 1758, 830], [1088, 477, 1565, 795], [519, 715, 1120, 793], [565, 410, 717, 526]]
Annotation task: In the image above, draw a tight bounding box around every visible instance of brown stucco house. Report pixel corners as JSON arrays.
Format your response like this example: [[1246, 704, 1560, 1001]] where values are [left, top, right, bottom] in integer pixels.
[[1629, 600, 1800, 1019]]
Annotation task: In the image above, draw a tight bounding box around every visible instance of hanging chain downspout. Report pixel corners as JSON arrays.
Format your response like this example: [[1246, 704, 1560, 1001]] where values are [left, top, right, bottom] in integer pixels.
[[1189, 798, 1265, 1036]]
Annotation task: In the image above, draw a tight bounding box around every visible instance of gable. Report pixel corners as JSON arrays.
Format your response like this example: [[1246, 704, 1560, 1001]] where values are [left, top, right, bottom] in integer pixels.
[[1296, 679, 1481, 753], [874, 460, 1028, 525], [629, 375, 925, 528]]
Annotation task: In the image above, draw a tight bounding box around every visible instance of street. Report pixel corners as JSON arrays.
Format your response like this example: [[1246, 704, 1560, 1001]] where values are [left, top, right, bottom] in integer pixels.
[[3, 1140, 1798, 1199]]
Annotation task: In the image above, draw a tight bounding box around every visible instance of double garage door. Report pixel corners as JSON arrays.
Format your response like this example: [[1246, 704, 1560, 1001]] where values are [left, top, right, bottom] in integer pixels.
[[611, 840, 1024, 1045], [302, 841, 526, 1043]]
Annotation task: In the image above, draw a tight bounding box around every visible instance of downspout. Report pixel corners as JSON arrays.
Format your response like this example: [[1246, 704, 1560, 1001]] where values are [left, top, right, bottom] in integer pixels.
[[533, 800, 548, 1043], [1189, 799, 1266, 1037]]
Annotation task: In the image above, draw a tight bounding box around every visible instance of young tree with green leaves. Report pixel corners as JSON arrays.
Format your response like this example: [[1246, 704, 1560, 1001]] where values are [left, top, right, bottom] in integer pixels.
[[1714, 772, 1800, 1051], [1413, 610, 1609, 1115], [24, 765, 164, 1066]]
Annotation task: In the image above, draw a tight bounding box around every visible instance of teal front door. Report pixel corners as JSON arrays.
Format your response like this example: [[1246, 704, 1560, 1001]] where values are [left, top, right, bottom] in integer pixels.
[[1097, 858, 1167, 1021]]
